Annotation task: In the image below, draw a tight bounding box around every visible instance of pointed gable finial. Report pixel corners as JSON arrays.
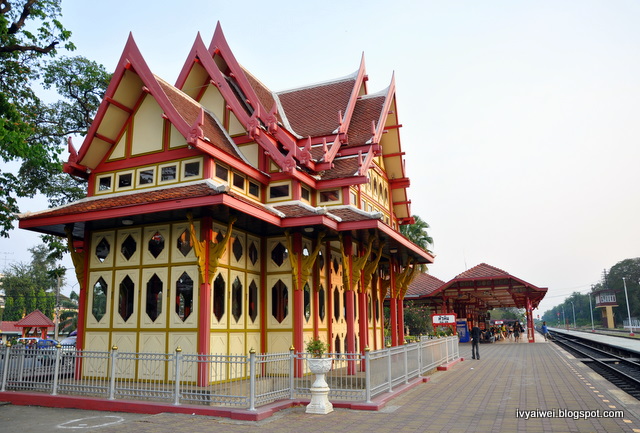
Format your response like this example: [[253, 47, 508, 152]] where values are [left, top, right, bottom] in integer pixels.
[[298, 136, 312, 164], [247, 105, 261, 139], [188, 107, 205, 145], [67, 137, 78, 162], [266, 102, 279, 134]]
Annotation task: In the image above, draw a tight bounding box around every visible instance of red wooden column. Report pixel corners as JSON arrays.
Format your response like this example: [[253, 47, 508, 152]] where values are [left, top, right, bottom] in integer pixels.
[[526, 297, 535, 343], [343, 235, 356, 356], [197, 216, 213, 386], [292, 232, 305, 375], [389, 258, 398, 347], [325, 240, 333, 352]]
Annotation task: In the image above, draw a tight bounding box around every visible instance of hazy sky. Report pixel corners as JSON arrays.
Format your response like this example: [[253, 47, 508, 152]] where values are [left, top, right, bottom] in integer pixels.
[[2, 1, 639, 314]]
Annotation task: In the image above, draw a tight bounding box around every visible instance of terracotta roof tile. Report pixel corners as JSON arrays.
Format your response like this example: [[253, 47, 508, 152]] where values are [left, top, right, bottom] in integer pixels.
[[277, 78, 355, 137], [15, 310, 54, 328], [318, 155, 361, 180], [405, 273, 446, 298], [20, 182, 225, 221], [347, 95, 385, 146], [454, 263, 511, 280], [326, 207, 381, 223], [156, 78, 242, 159], [271, 204, 320, 218], [0, 321, 21, 333]]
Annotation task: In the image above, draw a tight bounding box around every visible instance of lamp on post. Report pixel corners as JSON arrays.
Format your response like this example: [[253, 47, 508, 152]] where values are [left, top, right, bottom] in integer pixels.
[[570, 301, 576, 329], [622, 277, 635, 337], [562, 306, 566, 329]]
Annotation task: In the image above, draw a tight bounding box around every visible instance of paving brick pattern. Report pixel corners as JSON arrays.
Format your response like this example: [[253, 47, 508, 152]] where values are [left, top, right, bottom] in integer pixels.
[[20, 334, 640, 433]]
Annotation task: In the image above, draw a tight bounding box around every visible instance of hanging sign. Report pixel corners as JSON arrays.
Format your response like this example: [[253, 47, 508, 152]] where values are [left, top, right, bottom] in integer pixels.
[[431, 314, 456, 325]]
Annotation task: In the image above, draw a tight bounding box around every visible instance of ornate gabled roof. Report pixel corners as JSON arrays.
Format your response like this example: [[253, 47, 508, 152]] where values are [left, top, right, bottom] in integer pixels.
[[15, 310, 54, 328], [65, 33, 244, 178]]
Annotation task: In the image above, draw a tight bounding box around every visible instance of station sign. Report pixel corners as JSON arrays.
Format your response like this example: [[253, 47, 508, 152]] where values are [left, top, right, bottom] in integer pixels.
[[431, 314, 457, 325]]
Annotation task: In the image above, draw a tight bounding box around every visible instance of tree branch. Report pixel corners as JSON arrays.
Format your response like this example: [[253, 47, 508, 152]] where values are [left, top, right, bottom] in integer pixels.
[[0, 41, 59, 54], [8, 0, 37, 34], [0, 0, 11, 15]]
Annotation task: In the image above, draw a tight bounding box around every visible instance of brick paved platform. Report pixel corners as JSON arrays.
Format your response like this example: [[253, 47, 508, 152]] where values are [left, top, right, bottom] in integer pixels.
[[3, 332, 640, 432]]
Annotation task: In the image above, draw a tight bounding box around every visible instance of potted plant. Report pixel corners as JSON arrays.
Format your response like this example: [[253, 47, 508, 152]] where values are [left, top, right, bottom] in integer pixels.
[[304, 337, 333, 414]]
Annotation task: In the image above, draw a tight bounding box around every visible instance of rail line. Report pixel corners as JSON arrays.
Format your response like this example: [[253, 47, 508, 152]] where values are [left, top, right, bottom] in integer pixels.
[[549, 330, 640, 400]]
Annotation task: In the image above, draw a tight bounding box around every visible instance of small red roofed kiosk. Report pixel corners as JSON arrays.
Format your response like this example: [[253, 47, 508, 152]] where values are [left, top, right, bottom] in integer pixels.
[[15, 310, 54, 339]]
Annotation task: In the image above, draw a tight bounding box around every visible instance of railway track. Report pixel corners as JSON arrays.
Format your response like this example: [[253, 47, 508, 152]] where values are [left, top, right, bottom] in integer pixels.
[[549, 331, 640, 400]]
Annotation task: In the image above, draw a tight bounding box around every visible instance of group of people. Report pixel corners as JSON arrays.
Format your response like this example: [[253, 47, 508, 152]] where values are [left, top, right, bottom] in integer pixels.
[[469, 321, 529, 360]]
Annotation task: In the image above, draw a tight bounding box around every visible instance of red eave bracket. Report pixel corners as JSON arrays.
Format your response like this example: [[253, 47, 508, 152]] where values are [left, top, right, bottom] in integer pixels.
[[389, 177, 410, 189]]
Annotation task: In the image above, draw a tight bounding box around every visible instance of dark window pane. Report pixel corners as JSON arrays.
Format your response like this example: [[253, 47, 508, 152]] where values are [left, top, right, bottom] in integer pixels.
[[333, 287, 340, 320], [92, 277, 108, 321], [249, 280, 258, 323], [301, 186, 310, 201], [215, 164, 228, 181], [318, 285, 325, 321], [146, 274, 163, 322], [95, 238, 110, 263], [148, 232, 165, 258], [271, 242, 288, 267], [139, 169, 154, 185], [248, 242, 259, 266], [177, 229, 192, 257], [118, 173, 132, 188], [233, 172, 245, 189], [161, 166, 177, 181], [269, 184, 289, 199], [320, 189, 339, 202], [213, 273, 225, 322], [98, 177, 111, 191], [118, 275, 135, 321], [249, 182, 260, 197], [175, 272, 193, 322], [271, 280, 288, 323], [121, 235, 136, 261], [303, 283, 311, 322], [184, 161, 200, 178], [232, 276, 243, 323], [232, 237, 243, 262]]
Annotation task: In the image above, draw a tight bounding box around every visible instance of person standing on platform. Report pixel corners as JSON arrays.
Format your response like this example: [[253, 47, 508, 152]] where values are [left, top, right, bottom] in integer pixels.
[[471, 325, 481, 360], [541, 321, 549, 341]]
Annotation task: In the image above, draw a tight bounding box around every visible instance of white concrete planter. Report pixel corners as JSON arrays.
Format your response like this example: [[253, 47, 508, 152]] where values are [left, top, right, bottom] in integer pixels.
[[305, 357, 333, 414]]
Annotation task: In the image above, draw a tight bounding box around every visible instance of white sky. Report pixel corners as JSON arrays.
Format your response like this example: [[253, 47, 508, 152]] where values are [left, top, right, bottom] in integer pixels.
[[2, 1, 639, 314]]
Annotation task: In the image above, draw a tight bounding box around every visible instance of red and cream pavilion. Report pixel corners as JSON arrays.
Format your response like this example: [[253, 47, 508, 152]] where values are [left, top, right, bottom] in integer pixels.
[[18, 23, 433, 364], [405, 264, 547, 343]]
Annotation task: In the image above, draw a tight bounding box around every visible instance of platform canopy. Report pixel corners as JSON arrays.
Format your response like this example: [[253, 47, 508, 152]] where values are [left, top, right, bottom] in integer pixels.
[[409, 263, 548, 312]]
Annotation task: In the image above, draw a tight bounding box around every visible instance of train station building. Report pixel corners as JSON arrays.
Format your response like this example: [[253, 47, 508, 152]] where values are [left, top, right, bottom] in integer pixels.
[[18, 23, 434, 366]]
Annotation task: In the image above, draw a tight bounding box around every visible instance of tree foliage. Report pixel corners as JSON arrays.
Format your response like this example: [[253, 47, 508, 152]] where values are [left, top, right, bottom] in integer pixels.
[[541, 258, 640, 328], [400, 215, 434, 253], [0, 243, 62, 320], [0, 1, 109, 236]]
